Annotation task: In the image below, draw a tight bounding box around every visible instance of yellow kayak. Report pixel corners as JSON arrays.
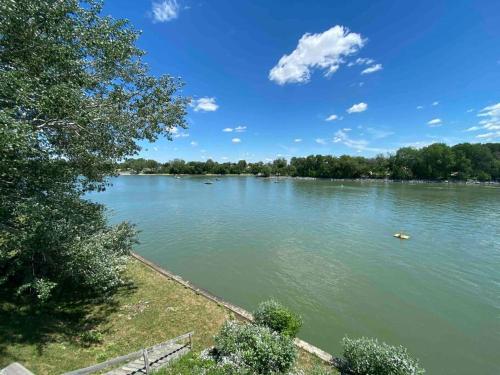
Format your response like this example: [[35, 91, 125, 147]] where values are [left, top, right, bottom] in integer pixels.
[[394, 233, 410, 240]]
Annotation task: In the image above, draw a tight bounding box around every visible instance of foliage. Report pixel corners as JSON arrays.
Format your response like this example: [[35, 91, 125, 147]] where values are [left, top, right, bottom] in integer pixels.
[[253, 300, 302, 337], [341, 337, 425, 375], [153, 352, 250, 374], [0, 0, 188, 300], [120, 143, 500, 181], [213, 321, 297, 374]]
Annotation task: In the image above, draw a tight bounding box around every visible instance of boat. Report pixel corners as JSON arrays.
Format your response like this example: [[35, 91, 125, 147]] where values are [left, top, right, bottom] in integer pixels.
[[204, 181, 213, 185], [393, 233, 410, 240]]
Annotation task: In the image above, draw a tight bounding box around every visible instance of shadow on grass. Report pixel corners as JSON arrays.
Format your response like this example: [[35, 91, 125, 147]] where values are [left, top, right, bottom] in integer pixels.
[[0, 280, 137, 360]]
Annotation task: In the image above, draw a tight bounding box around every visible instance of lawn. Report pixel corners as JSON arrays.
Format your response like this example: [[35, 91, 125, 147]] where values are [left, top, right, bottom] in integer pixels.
[[0, 258, 334, 374]]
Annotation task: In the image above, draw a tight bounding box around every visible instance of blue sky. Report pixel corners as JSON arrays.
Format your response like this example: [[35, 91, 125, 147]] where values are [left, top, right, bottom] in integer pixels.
[[103, 0, 500, 162]]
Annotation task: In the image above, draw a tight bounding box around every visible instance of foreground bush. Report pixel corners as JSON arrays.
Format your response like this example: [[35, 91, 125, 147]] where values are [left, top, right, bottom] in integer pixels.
[[253, 300, 303, 337], [214, 321, 297, 374], [154, 352, 250, 374], [342, 337, 425, 375]]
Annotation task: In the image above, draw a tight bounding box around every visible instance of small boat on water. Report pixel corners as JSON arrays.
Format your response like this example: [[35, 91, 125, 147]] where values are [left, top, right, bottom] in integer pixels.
[[204, 181, 213, 185], [394, 233, 410, 240]]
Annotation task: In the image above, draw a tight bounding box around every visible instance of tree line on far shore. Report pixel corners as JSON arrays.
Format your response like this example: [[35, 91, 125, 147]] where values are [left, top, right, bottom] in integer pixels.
[[121, 142, 500, 181]]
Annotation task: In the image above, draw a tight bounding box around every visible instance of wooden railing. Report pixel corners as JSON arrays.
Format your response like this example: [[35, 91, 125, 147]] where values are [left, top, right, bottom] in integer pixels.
[[62, 331, 193, 375]]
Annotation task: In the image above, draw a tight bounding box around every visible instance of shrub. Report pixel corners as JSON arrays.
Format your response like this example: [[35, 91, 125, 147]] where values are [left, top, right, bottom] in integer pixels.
[[342, 337, 425, 375], [79, 330, 103, 345], [253, 300, 302, 337], [154, 352, 250, 374], [214, 321, 297, 374]]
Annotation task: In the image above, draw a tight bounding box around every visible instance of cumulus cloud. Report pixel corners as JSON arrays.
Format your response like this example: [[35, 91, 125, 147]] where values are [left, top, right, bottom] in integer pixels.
[[269, 25, 365, 85], [190, 141, 198, 146], [294, 138, 302, 143], [325, 114, 338, 121], [432, 101, 439, 106], [192, 97, 218, 112], [151, 0, 179, 23], [427, 118, 442, 127], [231, 138, 241, 144], [347, 102, 367, 114], [235, 126, 247, 132], [361, 64, 383, 75], [315, 138, 327, 145], [416, 105, 424, 110], [222, 128, 233, 132]]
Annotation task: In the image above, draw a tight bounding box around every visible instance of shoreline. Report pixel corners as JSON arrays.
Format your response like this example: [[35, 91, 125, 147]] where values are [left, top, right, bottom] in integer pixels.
[[131, 252, 336, 364], [117, 172, 499, 185]]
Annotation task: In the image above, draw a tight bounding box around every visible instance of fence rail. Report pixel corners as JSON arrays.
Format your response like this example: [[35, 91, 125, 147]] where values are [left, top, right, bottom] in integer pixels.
[[62, 331, 193, 375]]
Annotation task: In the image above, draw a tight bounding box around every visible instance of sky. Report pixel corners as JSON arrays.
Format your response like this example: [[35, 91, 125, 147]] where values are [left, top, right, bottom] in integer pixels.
[[103, 0, 500, 162]]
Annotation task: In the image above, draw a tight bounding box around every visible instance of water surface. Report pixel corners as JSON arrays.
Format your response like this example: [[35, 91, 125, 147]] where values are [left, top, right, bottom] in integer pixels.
[[89, 176, 500, 374]]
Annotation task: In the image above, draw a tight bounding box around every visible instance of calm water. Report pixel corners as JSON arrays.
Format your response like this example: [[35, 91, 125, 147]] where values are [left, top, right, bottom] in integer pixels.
[[89, 176, 500, 374]]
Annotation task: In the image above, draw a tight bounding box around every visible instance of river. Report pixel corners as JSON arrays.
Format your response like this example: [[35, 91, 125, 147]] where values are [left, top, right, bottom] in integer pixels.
[[88, 175, 500, 374]]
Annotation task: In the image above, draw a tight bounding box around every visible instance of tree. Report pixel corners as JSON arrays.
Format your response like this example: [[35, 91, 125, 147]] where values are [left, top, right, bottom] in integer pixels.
[[0, 0, 188, 300]]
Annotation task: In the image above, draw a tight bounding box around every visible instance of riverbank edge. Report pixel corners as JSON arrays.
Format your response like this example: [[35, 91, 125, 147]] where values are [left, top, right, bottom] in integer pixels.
[[131, 252, 336, 364], [118, 173, 499, 185]]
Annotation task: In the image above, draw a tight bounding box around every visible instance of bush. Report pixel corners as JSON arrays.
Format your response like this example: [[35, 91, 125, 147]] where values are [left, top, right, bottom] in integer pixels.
[[253, 300, 302, 337], [214, 321, 297, 374], [342, 337, 425, 375], [154, 352, 250, 374]]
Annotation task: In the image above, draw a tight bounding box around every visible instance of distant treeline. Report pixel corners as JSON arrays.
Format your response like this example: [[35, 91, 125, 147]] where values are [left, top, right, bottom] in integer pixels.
[[120, 142, 500, 181]]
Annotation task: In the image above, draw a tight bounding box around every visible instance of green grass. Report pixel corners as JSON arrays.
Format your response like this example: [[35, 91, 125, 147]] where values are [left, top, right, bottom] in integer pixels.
[[0, 259, 335, 374]]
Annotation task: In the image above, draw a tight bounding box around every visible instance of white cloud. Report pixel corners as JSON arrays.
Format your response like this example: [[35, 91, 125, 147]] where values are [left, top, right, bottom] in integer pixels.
[[466, 108, 474, 113], [416, 105, 424, 110], [478, 102, 500, 119], [476, 131, 500, 139], [192, 97, 218, 112], [151, 0, 179, 23], [315, 138, 327, 145], [325, 114, 338, 121], [231, 138, 241, 144], [473, 102, 500, 135], [361, 64, 383, 75], [190, 141, 198, 146], [294, 138, 302, 143], [365, 128, 394, 139], [171, 127, 189, 138], [427, 118, 442, 127], [347, 102, 367, 114], [269, 25, 365, 85], [463, 103, 500, 137], [235, 125, 247, 132], [432, 101, 439, 106], [222, 127, 233, 132], [153, 147, 158, 151], [333, 130, 388, 153], [348, 57, 374, 67]]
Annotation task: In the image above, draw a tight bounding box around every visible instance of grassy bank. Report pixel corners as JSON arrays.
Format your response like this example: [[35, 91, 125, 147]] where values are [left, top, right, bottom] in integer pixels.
[[0, 259, 333, 374]]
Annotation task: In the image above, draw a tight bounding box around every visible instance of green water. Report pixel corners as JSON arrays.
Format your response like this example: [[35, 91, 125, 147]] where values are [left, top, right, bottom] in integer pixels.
[[89, 176, 500, 374]]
